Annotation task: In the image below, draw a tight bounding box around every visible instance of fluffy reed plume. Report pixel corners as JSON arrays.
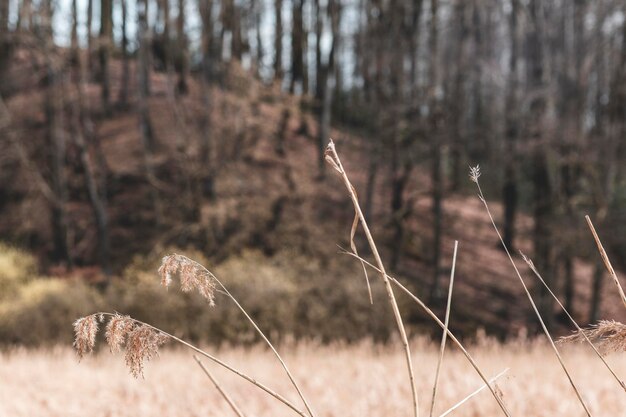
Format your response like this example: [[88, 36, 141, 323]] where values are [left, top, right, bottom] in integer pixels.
[[73, 315, 100, 360], [125, 325, 169, 378], [159, 253, 217, 305], [105, 314, 134, 353], [560, 321, 626, 354], [73, 313, 308, 416], [74, 313, 169, 378]]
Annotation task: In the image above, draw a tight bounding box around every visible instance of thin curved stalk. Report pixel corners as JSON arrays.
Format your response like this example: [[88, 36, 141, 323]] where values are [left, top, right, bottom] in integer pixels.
[[521, 252, 626, 391], [326, 140, 420, 417], [187, 262, 316, 417], [439, 368, 509, 417], [194, 356, 247, 417], [470, 170, 592, 416], [585, 215, 626, 310], [96, 312, 307, 417], [429, 241, 458, 417], [340, 251, 512, 417]]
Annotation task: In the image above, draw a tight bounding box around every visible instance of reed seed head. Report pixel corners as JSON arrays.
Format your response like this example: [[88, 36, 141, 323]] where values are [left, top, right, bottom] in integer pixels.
[[559, 320, 626, 353], [105, 314, 134, 353], [469, 165, 481, 183], [73, 315, 99, 360], [124, 325, 169, 378], [158, 254, 217, 306]]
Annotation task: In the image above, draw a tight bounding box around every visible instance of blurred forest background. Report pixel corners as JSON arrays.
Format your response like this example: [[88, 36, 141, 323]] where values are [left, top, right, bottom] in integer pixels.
[[0, 0, 625, 347]]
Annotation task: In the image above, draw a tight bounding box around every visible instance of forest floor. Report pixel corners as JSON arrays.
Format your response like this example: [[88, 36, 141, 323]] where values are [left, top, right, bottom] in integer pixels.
[[2, 342, 626, 417]]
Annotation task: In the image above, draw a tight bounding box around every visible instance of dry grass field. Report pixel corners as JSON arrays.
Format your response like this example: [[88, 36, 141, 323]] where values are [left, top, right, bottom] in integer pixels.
[[2, 340, 625, 417]]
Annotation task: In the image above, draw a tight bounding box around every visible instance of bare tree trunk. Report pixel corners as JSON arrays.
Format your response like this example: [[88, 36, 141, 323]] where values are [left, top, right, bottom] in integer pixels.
[[589, 260, 604, 322], [502, 0, 519, 250], [70, 0, 79, 67], [42, 0, 72, 266], [273, 0, 283, 82], [99, 0, 113, 113], [314, 0, 323, 100], [176, 0, 189, 94], [17, 0, 33, 31], [72, 53, 111, 279], [197, 0, 216, 207], [0, 0, 7, 32], [527, 0, 554, 329], [364, 154, 379, 222], [231, 6, 244, 61], [253, 0, 263, 74], [428, 0, 443, 300], [199, 0, 214, 81], [118, 0, 130, 105], [290, 0, 305, 94], [87, 0, 94, 72], [317, 0, 340, 179], [449, 0, 468, 191], [138, 0, 162, 224]]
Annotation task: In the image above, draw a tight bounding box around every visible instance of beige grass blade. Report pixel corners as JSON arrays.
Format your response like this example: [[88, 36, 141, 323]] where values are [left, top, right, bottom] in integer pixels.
[[585, 215, 626, 310], [470, 167, 592, 417], [439, 368, 509, 417], [194, 356, 247, 417], [522, 252, 626, 391], [429, 240, 458, 417], [325, 139, 419, 417], [340, 250, 512, 417]]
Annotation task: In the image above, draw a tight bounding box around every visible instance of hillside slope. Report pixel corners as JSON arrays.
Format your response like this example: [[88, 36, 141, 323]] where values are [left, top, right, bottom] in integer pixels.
[[1, 49, 624, 338]]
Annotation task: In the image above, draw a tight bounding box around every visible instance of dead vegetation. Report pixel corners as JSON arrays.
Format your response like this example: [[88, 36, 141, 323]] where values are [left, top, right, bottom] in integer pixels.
[[66, 144, 625, 417]]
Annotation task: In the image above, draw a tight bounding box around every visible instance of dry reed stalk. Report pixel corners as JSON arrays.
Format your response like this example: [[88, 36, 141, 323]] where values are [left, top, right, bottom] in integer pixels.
[[560, 320, 626, 353], [325, 140, 419, 417], [159, 254, 316, 417], [193, 355, 247, 417], [341, 250, 512, 417], [522, 252, 626, 391], [470, 166, 592, 417], [429, 241, 458, 417], [585, 215, 626, 310], [438, 368, 509, 417], [74, 312, 308, 417]]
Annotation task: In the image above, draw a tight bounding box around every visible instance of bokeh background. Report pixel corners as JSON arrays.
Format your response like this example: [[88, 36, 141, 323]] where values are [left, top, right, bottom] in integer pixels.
[[0, 0, 625, 351]]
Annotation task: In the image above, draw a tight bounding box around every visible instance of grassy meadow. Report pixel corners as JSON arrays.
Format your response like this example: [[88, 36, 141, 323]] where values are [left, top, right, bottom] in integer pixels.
[[2, 341, 626, 417]]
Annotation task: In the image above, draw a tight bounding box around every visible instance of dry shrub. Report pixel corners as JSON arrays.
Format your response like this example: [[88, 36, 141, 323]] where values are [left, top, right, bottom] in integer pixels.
[[0, 278, 103, 346], [0, 242, 38, 300], [102, 248, 396, 345]]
